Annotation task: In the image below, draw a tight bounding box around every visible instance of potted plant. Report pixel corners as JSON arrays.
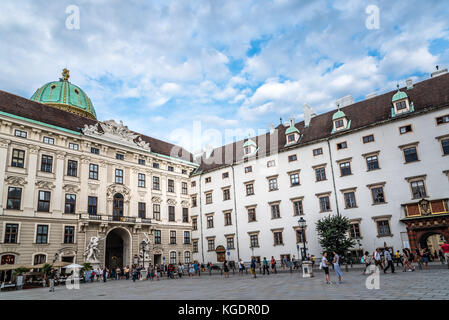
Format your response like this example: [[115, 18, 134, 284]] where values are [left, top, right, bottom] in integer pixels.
[[13, 267, 30, 289]]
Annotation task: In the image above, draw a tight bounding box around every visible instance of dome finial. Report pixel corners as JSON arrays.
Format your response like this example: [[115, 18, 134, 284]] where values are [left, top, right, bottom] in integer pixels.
[[62, 68, 70, 81]]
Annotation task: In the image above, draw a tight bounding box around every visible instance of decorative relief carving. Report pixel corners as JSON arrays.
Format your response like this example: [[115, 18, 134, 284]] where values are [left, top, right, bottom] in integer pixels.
[[167, 198, 177, 206], [28, 145, 40, 154], [106, 184, 131, 202], [151, 196, 162, 204], [63, 184, 81, 193], [5, 175, 27, 186], [35, 180, 56, 190], [56, 151, 67, 160], [181, 200, 190, 208], [0, 138, 11, 148]]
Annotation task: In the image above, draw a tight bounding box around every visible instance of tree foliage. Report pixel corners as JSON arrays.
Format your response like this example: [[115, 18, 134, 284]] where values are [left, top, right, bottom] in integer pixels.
[[316, 215, 355, 256]]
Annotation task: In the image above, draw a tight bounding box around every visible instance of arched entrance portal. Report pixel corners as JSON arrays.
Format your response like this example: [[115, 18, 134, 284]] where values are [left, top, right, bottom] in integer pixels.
[[419, 232, 446, 254], [105, 228, 131, 269]]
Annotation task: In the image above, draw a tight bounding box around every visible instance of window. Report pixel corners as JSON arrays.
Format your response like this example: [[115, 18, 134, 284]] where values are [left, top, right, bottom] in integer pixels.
[[170, 231, 176, 244], [244, 146, 251, 155], [205, 177, 211, 183], [7, 187, 22, 210], [411, 180, 427, 199], [267, 160, 275, 167], [363, 135, 374, 143], [293, 200, 303, 216], [248, 208, 256, 222], [208, 239, 215, 251], [315, 167, 326, 181], [246, 183, 254, 196], [339, 162, 352, 176], [184, 251, 191, 263], [154, 230, 161, 244], [138, 159, 145, 165], [207, 215, 214, 228], [296, 229, 306, 243], [336, 141, 347, 150], [222, 172, 229, 179], [90, 147, 99, 154], [349, 223, 361, 239], [227, 236, 234, 249], [250, 234, 259, 248], [395, 100, 407, 111], [193, 240, 199, 253], [399, 125, 412, 134], [153, 162, 159, 169], [287, 134, 295, 143], [205, 192, 212, 204], [168, 166, 174, 172], [138, 202, 146, 218], [290, 173, 300, 186], [64, 194, 76, 214], [182, 182, 188, 195], [11, 149, 25, 168], [182, 208, 189, 223], [115, 169, 123, 184], [273, 231, 283, 245], [184, 231, 190, 244], [4, 224, 19, 244], [88, 196, 97, 215], [37, 191, 51, 212], [404, 147, 418, 163], [14, 129, 27, 138], [68, 143, 79, 150], [64, 226, 75, 244], [153, 204, 161, 220], [34, 254, 46, 266], [271, 204, 281, 219], [152, 176, 160, 190], [366, 155, 379, 171], [319, 196, 331, 212], [335, 119, 344, 128], [288, 154, 297, 162], [167, 179, 175, 193], [170, 251, 177, 264], [313, 148, 323, 156], [168, 206, 175, 222], [116, 153, 124, 160], [442, 139, 449, 155], [377, 220, 391, 237], [268, 178, 278, 191], [191, 181, 196, 187], [192, 196, 197, 207], [223, 188, 231, 201], [36, 225, 48, 244], [192, 217, 198, 230], [41, 155, 53, 172], [371, 186, 385, 204], [244, 166, 252, 173], [224, 212, 232, 226], [138, 173, 145, 188], [436, 114, 449, 125], [43, 136, 54, 145], [344, 192, 357, 208], [67, 160, 78, 177], [89, 164, 98, 180]]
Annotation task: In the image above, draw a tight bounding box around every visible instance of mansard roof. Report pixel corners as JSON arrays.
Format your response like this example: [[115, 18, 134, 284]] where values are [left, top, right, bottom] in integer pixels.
[[193, 72, 449, 174], [0, 90, 194, 163]]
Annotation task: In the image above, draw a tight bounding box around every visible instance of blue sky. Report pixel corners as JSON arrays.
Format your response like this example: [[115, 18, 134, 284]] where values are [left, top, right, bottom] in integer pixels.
[[0, 0, 448, 154]]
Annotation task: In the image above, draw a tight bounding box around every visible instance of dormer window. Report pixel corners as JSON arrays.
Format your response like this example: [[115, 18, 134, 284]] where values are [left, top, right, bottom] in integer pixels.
[[391, 85, 414, 117], [331, 105, 351, 134], [335, 119, 344, 128], [243, 139, 257, 157], [288, 134, 295, 143], [244, 146, 251, 155], [395, 100, 407, 111], [285, 118, 300, 146]]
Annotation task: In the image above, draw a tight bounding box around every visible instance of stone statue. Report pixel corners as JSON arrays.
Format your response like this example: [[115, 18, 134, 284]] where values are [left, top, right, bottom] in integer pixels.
[[84, 236, 102, 262], [139, 233, 151, 261]]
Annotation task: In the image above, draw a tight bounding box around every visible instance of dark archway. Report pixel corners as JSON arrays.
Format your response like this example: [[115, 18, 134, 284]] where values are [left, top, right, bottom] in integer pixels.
[[113, 193, 124, 221], [105, 228, 131, 269], [419, 232, 446, 254]]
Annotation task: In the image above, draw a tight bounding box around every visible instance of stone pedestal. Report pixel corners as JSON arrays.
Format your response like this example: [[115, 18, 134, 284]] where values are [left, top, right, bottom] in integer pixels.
[[140, 269, 147, 280], [302, 261, 313, 278]]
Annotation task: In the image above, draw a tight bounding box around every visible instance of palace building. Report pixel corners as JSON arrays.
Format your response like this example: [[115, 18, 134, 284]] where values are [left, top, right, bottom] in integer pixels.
[[1, 67, 449, 280], [0, 70, 197, 281], [189, 67, 449, 265]]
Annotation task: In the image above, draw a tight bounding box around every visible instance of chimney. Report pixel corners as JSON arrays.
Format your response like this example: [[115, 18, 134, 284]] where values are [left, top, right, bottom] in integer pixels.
[[336, 95, 354, 108], [431, 65, 448, 78], [406, 78, 413, 90], [303, 103, 316, 128], [366, 92, 376, 99], [269, 123, 275, 135]]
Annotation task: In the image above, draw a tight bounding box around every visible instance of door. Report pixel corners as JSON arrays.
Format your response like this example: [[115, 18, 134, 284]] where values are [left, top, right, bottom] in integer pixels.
[[113, 194, 124, 221]]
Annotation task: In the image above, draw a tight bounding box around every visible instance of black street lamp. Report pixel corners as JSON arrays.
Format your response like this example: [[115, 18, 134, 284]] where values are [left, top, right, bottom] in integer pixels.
[[140, 240, 146, 269], [298, 217, 307, 261]]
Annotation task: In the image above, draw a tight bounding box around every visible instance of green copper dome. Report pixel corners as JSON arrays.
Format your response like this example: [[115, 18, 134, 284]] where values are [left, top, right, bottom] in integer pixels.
[[392, 89, 408, 102], [332, 110, 346, 120], [285, 124, 299, 134], [243, 139, 257, 147], [30, 69, 97, 120]]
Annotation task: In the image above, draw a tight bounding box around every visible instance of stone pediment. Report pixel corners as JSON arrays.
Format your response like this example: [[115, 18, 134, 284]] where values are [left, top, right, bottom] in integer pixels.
[[82, 120, 151, 152], [5, 175, 27, 186], [35, 180, 55, 190], [63, 184, 81, 193]]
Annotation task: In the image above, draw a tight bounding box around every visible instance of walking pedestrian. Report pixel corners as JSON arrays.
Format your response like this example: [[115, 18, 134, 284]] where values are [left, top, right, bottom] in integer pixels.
[[270, 256, 277, 274], [415, 248, 423, 270], [422, 248, 430, 271], [362, 251, 372, 275], [332, 251, 343, 283], [311, 255, 315, 267], [250, 257, 257, 278], [177, 263, 183, 279], [374, 248, 384, 271], [156, 264, 161, 280], [116, 267, 120, 280], [402, 248, 415, 272], [383, 248, 395, 273], [441, 241, 449, 268], [262, 257, 270, 275], [48, 268, 56, 292], [282, 256, 287, 270], [189, 264, 194, 278], [102, 266, 107, 282], [320, 252, 331, 284], [394, 250, 403, 267], [223, 260, 229, 278]]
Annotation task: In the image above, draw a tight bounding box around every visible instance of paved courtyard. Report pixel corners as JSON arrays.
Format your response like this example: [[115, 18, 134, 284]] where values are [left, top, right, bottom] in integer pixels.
[[1, 267, 449, 300]]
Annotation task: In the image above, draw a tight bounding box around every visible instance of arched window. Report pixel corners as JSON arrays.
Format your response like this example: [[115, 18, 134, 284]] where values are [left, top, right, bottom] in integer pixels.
[[34, 254, 46, 265], [184, 251, 191, 264], [170, 251, 177, 264], [113, 194, 124, 220]]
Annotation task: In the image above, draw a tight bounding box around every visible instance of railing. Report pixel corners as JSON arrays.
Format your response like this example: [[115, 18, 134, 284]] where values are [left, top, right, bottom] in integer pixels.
[[108, 215, 136, 223], [80, 213, 152, 224], [88, 214, 102, 220]]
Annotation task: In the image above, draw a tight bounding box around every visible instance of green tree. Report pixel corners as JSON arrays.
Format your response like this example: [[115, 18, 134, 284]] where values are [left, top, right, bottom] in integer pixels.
[[42, 263, 53, 276], [13, 267, 30, 276], [316, 215, 355, 257]]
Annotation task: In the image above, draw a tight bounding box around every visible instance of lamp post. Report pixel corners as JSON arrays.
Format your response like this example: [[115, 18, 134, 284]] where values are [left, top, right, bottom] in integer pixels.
[[140, 240, 146, 268], [356, 238, 361, 262], [298, 217, 307, 261]]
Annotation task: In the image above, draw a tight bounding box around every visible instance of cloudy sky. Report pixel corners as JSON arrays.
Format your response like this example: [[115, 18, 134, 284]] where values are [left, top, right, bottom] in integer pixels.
[[1, 0, 448, 153]]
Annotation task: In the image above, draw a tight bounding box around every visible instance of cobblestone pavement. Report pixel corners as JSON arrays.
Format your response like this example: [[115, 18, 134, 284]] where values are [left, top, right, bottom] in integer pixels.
[[1, 267, 448, 300]]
